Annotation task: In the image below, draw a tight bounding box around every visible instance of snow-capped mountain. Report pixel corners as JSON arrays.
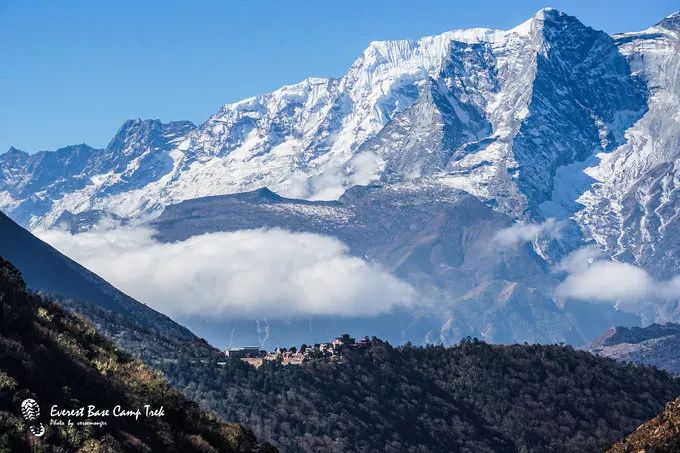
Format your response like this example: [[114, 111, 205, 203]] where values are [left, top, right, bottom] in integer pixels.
[[2, 9, 680, 344], [2, 8, 666, 230], [0, 119, 195, 226], [575, 15, 680, 280]]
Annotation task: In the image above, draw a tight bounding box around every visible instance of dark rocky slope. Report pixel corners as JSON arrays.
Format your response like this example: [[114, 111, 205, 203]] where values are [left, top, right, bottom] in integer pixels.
[[0, 210, 219, 364]]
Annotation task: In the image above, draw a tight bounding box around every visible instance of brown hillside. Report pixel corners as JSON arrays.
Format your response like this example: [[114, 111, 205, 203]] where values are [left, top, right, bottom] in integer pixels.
[[608, 397, 680, 453]]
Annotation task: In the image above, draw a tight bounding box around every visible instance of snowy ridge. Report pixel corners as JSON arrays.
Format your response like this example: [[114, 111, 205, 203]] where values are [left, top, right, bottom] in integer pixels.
[[3, 9, 552, 226]]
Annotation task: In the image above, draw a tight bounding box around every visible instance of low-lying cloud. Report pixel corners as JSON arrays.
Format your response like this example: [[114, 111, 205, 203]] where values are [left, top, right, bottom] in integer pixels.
[[493, 218, 564, 248], [281, 151, 382, 200], [555, 246, 680, 305], [493, 221, 680, 308], [36, 225, 415, 320]]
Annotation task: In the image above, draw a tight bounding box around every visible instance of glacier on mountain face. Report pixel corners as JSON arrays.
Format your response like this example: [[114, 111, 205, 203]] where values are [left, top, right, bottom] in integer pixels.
[[576, 17, 680, 279], [2, 9, 680, 344]]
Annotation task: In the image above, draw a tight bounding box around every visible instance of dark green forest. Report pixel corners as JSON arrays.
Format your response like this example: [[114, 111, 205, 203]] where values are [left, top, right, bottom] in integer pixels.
[[162, 338, 680, 453]]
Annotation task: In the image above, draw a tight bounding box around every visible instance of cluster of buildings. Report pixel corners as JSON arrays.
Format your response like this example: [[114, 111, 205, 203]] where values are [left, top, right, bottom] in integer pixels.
[[224, 346, 264, 359], [224, 334, 372, 368]]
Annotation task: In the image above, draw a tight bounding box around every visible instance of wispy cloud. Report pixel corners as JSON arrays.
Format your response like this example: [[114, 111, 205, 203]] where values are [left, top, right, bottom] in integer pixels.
[[35, 225, 415, 320], [281, 151, 382, 200], [493, 218, 564, 248]]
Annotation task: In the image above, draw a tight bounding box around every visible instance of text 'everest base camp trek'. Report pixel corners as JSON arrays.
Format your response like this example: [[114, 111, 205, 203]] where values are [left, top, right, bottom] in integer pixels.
[[3, 7, 680, 452]]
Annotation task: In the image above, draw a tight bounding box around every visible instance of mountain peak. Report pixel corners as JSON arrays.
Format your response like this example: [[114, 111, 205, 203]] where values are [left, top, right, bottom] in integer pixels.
[[534, 7, 560, 18], [233, 187, 283, 203], [358, 8, 561, 66], [657, 11, 680, 30], [107, 118, 196, 154], [531, 7, 581, 29], [1, 146, 28, 158], [115, 118, 196, 133]]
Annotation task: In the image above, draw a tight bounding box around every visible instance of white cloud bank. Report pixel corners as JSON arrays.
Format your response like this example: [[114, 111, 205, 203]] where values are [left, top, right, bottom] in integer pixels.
[[494, 221, 680, 307], [493, 218, 564, 248], [35, 226, 415, 320], [555, 246, 680, 305], [281, 151, 382, 200]]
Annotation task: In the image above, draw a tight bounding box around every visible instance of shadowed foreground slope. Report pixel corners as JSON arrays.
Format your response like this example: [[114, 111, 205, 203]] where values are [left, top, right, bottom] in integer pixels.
[[0, 257, 274, 452]]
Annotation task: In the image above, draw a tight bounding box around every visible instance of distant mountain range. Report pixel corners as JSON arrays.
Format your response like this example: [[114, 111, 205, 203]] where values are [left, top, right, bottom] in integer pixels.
[[148, 185, 637, 347], [585, 323, 680, 375], [2, 8, 680, 346]]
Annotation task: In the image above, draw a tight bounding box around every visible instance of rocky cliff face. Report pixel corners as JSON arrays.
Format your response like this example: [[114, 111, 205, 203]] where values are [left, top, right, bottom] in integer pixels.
[[575, 14, 680, 280]]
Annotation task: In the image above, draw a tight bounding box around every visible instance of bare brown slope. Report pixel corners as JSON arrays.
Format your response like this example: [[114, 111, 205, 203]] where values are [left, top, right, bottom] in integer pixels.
[[608, 397, 680, 453]]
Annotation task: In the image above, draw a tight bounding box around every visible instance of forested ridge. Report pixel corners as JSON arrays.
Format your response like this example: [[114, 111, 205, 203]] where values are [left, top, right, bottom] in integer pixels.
[[162, 337, 680, 452]]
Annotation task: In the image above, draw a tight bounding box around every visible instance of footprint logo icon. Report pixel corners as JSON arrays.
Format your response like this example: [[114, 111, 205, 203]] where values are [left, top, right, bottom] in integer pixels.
[[20, 398, 45, 437]]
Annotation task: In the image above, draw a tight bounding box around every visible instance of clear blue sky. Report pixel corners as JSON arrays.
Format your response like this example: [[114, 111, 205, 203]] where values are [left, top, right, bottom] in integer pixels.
[[1, 0, 677, 153]]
